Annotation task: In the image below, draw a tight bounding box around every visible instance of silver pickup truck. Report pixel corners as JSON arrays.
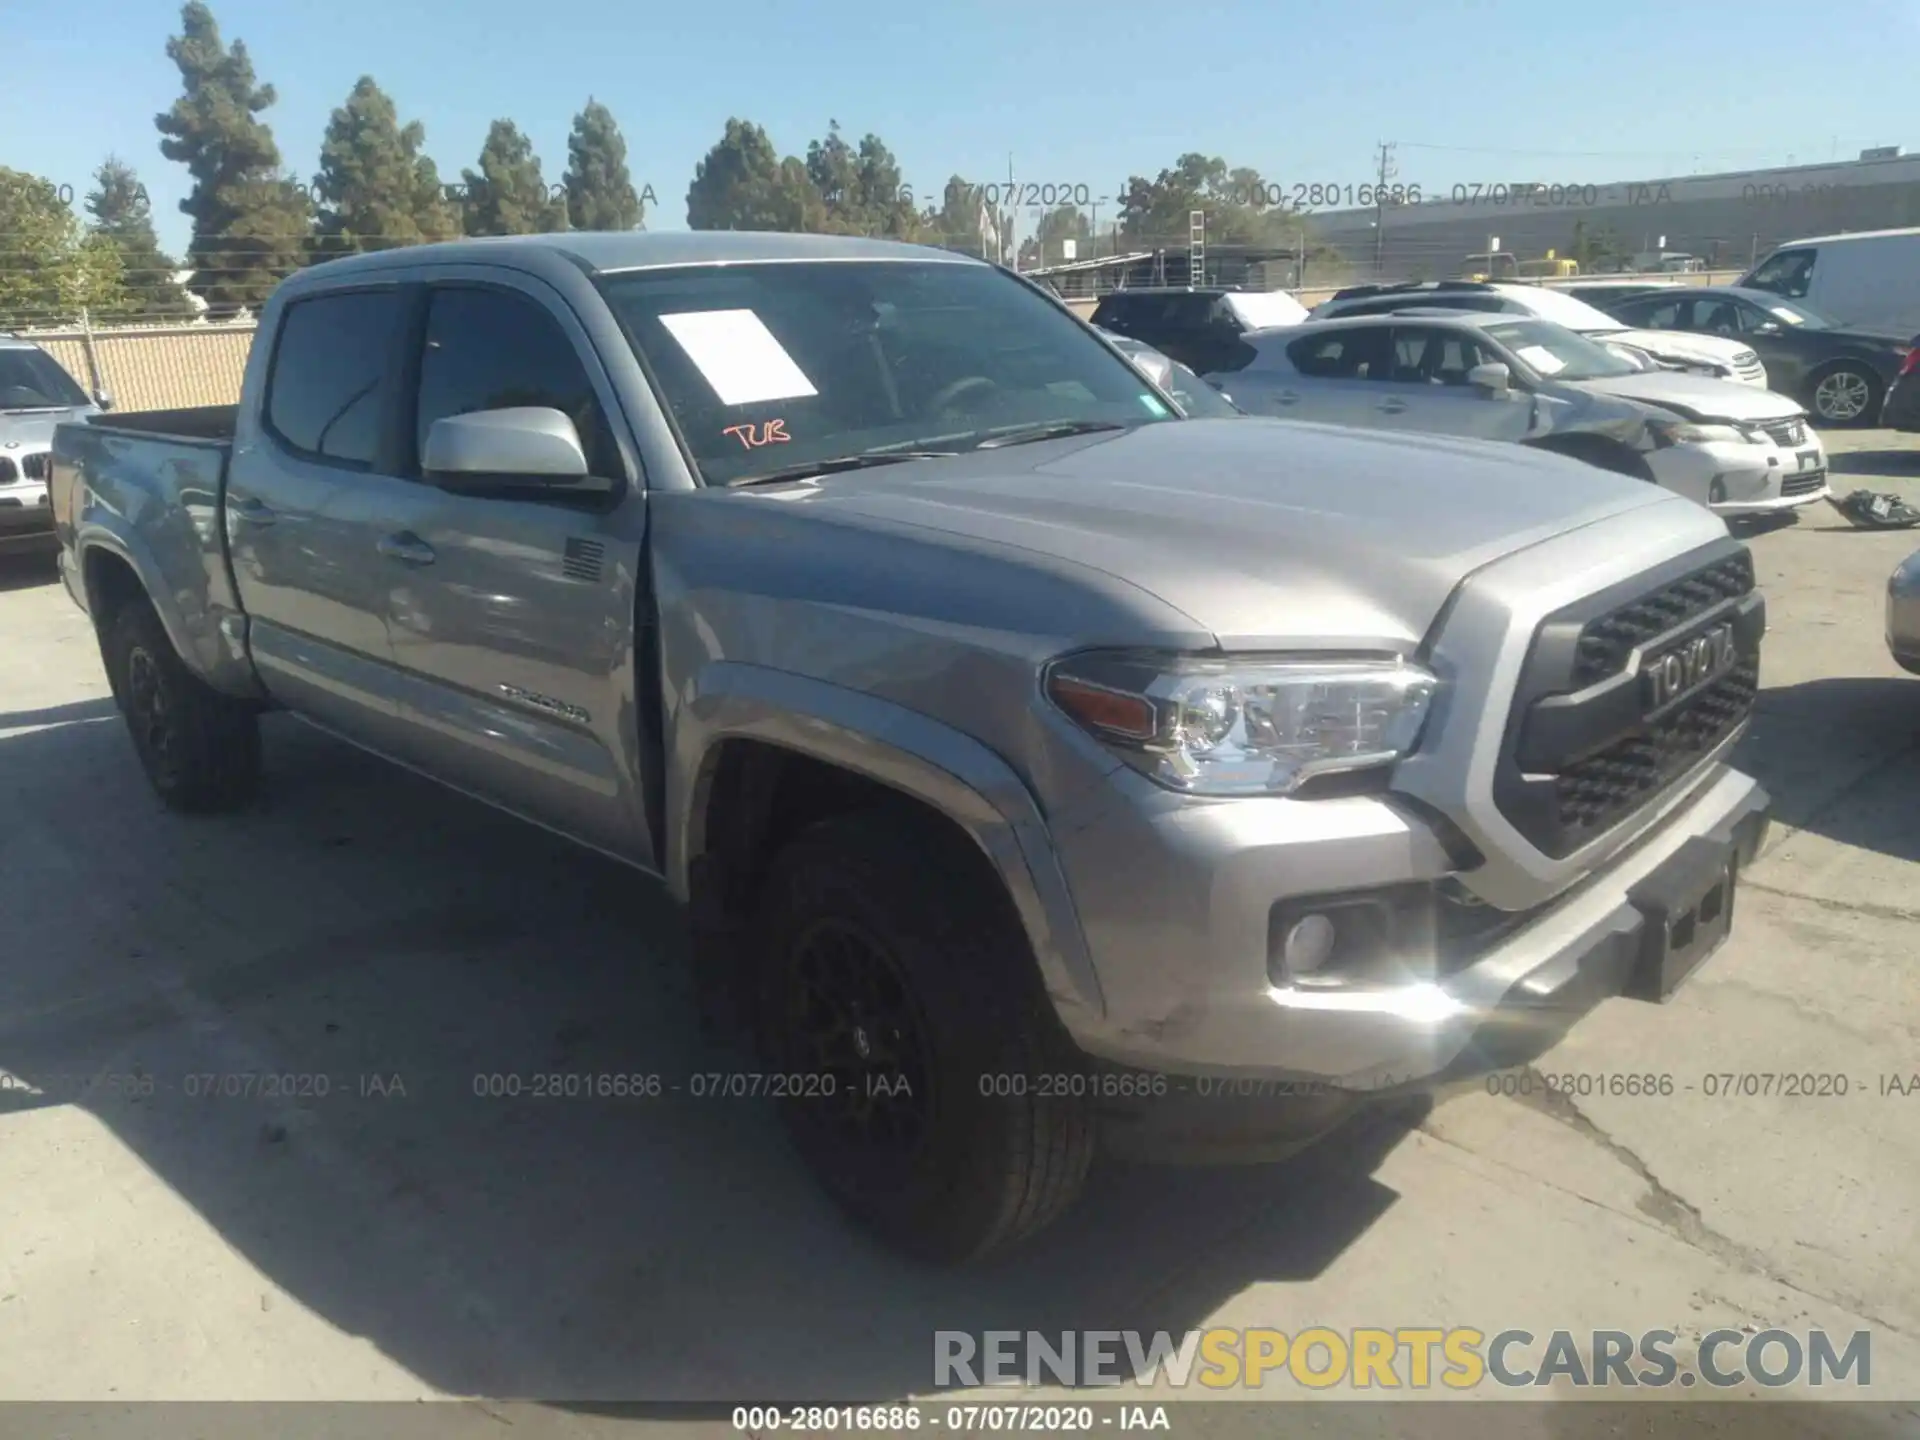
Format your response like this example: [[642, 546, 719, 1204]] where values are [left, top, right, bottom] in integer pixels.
[[51, 232, 1772, 1264]]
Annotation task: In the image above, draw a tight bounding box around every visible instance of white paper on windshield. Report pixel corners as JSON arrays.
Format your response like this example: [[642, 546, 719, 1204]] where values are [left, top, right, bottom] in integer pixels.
[[658, 309, 818, 406], [1514, 345, 1568, 375]]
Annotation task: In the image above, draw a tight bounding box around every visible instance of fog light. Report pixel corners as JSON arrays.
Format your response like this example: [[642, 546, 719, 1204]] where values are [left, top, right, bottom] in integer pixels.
[[1709, 478, 1728, 504], [1277, 912, 1338, 982]]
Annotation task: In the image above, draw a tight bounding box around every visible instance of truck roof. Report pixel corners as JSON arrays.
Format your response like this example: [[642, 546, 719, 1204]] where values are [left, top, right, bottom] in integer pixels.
[[301, 230, 979, 280]]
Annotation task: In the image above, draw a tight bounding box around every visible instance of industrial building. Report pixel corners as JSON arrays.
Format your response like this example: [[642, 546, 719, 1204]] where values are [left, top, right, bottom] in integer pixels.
[[1309, 147, 1920, 278]]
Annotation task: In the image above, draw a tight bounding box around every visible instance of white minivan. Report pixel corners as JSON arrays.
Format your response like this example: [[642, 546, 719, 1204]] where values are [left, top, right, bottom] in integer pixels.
[[1740, 228, 1920, 337]]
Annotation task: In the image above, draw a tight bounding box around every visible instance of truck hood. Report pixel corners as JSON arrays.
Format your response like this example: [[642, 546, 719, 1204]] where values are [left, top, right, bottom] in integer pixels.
[[1565, 372, 1804, 422], [1587, 326, 1753, 369], [1, 404, 96, 450], [768, 418, 1683, 650]]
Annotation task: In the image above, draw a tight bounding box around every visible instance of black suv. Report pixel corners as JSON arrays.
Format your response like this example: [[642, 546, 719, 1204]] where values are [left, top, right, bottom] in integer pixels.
[[1089, 287, 1307, 374]]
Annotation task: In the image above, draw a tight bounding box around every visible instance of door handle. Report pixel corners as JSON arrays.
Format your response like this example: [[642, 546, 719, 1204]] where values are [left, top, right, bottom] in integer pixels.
[[1377, 400, 1410, 414], [229, 495, 276, 526], [377, 532, 436, 566], [1275, 391, 1300, 405]]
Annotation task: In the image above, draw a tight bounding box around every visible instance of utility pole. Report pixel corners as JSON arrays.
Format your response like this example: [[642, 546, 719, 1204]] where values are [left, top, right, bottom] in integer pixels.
[[1007, 153, 1016, 269], [1373, 141, 1397, 280]]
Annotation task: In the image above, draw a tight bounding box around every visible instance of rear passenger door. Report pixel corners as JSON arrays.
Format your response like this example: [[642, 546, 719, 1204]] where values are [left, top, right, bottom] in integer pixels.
[[230, 284, 438, 755], [374, 276, 652, 862], [1232, 327, 1390, 427]]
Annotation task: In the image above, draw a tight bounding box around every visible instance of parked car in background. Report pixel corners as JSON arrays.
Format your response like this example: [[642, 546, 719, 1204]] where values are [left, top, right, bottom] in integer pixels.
[[1741, 228, 1920, 338], [1206, 310, 1828, 517], [1, 335, 106, 557], [1308, 281, 1770, 387], [1890, 545, 1920, 675], [1594, 286, 1914, 427], [1088, 286, 1308, 374], [50, 230, 1775, 1263], [1094, 327, 1244, 418], [1553, 280, 1682, 307]]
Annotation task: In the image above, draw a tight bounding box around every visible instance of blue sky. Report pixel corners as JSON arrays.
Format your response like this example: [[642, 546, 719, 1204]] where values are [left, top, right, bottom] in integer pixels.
[[4, 0, 1914, 255]]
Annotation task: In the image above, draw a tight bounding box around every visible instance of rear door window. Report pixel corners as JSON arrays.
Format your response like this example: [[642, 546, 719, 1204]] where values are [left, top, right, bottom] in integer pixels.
[[1286, 327, 1390, 379], [265, 289, 404, 469]]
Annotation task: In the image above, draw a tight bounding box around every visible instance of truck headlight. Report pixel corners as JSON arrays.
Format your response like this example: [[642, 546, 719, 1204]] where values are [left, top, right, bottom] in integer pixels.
[[1649, 419, 1751, 446], [1044, 650, 1437, 795]]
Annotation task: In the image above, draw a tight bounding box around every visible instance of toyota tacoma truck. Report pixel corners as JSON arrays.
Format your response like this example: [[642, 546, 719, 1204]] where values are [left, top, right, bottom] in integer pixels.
[[50, 232, 1772, 1265]]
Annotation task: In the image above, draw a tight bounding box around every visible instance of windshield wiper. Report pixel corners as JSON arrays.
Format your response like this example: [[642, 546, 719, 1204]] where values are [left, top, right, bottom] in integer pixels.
[[723, 449, 960, 488], [971, 419, 1130, 450]]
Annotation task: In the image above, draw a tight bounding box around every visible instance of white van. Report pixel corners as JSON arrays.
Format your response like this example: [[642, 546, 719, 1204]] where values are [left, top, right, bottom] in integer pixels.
[[1739, 228, 1920, 337]]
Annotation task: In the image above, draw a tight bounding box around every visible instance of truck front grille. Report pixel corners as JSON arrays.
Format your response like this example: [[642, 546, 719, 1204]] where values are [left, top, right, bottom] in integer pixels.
[[1494, 543, 1764, 860], [1554, 662, 1758, 840], [1570, 549, 1755, 687]]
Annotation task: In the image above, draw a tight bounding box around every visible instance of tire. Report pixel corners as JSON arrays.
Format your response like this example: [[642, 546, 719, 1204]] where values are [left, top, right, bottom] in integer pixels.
[[1808, 363, 1882, 426], [751, 809, 1095, 1265], [102, 599, 261, 813]]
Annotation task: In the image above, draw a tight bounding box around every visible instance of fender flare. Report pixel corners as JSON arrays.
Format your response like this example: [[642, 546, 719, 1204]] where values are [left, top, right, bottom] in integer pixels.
[[73, 518, 264, 701], [669, 661, 1105, 1025]]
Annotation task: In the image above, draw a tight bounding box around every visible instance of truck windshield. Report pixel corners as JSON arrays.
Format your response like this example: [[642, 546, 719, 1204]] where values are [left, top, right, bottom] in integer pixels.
[[598, 260, 1177, 485], [1483, 320, 1641, 381], [0, 349, 91, 410]]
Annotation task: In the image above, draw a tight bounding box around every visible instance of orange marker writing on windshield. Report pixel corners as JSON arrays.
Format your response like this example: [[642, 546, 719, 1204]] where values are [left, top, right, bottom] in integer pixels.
[[723, 419, 790, 449]]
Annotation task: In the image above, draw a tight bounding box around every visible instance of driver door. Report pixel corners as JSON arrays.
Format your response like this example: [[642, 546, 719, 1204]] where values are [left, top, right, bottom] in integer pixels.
[[374, 276, 654, 863]]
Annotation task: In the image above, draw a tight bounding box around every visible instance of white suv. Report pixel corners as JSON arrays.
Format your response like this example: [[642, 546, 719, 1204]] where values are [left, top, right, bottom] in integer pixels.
[[1310, 282, 1769, 388]]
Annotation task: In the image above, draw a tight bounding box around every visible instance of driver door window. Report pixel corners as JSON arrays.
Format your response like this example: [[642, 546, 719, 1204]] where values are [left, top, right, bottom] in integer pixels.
[[1748, 248, 1815, 299], [413, 286, 621, 479], [1694, 300, 1741, 336]]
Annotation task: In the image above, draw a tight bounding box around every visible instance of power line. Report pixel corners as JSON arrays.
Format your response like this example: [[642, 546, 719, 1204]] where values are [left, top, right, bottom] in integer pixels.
[[1394, 141, 1799, 161]]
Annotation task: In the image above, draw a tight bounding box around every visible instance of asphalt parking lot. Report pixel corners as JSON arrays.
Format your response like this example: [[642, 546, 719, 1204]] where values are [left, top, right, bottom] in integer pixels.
[[2, 433, 1919, 1428]]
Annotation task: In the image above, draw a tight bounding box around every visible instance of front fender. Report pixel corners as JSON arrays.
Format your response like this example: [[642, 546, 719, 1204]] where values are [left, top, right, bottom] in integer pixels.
[[669, 661, 1104, 1025]]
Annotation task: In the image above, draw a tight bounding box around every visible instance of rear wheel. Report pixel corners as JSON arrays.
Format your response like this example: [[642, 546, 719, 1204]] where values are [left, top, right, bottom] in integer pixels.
[[102, 600, 261, 812], [751, 810, 1095, 1265], [1808, 363, 1882, 426]]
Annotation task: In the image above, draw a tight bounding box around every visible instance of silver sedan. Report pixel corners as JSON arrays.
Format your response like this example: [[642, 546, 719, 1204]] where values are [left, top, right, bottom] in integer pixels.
[[1890, 546, 1920, 674]]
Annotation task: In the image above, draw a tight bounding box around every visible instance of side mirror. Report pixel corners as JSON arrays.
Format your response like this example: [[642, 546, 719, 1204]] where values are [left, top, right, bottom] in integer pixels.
[[422, 407, 612, 497], [1467, 361, 1512, 396], [1753, 322, 1782, 336], [93, 390, 115, 411]]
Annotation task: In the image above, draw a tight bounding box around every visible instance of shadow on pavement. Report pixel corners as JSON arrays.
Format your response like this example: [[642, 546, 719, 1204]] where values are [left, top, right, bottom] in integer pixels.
[[1735, 676, 1920, 863], [1830, 448, 1920, 480], [0, 551, 59, 593], [0, 708, 1415, 1404]]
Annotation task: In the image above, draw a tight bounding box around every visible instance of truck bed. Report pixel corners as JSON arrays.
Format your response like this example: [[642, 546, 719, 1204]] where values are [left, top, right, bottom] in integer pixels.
[[82, 403, 238, 444]]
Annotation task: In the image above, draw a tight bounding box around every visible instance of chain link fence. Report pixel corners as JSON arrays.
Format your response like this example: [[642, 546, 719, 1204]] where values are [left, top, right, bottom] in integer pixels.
[[27, 318, 256, 411]]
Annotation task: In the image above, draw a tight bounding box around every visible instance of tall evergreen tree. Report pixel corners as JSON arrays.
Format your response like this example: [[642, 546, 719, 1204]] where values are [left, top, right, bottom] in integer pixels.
[[313, 76, 459, 256], [686, 119, 822, 231], [460, 120, 564, 236], [154, 1, 310, 315], [84, 157, 192, 318], [562, 99, 644, 231]]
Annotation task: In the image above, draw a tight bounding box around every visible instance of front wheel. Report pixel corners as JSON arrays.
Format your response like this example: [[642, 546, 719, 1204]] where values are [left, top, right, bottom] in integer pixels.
[[751, 810, 1095, 1265], [1809, 364, 1882, 426], [102, 599, 261, 812]]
